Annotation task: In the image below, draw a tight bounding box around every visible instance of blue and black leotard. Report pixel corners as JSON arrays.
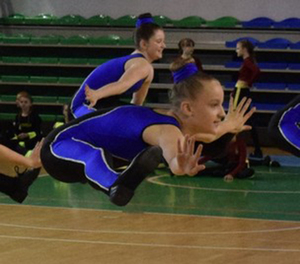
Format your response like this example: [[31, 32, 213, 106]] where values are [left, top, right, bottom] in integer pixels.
[[41, 106, 180, 192], [70, 53, 147, 118], [268, 95, 300, 157]]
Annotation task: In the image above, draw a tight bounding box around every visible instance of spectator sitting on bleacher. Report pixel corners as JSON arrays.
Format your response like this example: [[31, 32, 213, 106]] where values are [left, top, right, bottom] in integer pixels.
[[199, 135, 255, 181], [71, 12, 166, 119], [53, 104, 70, 129], [9, 91, 42, 155]]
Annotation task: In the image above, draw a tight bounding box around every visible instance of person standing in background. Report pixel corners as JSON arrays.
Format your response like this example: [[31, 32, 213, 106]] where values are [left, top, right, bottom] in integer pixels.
[[234, 39, 262, 159]]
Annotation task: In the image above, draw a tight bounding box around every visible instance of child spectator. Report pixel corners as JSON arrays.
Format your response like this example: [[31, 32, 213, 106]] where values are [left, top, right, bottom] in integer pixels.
[[11, 91, 42, 155]]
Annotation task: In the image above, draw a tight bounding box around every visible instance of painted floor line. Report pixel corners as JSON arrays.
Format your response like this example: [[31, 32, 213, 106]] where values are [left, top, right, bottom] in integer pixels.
[[147, 175, 300, 194], [0, 234, 299, 253], [0, 222, 300, 236]]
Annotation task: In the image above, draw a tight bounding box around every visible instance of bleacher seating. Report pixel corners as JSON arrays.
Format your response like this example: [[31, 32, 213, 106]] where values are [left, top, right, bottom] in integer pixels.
[[255, 82, 286, 90], [0, 13, 299, 146], [273, 18, 300, 29], [256, 38, 292, 49], [172, 16, 205, 28], [0, 13, 299, 29], [225, 37, 260, 48], [242, 17, 274, 28], [205, 16, 240, 28]]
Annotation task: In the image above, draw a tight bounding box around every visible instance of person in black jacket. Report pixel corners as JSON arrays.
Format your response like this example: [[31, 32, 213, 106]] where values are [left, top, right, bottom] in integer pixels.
[[11, 91, 42, 154]]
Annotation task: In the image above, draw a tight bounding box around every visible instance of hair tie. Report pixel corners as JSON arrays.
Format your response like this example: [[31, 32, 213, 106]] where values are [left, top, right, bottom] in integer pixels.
[[172, 63, 198, 83], [135, 17, 155, 28]]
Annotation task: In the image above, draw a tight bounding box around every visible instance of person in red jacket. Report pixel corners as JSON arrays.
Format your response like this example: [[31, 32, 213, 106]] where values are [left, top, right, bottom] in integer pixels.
[[233, 39, 263, 159], [198, 134, 254, 181]]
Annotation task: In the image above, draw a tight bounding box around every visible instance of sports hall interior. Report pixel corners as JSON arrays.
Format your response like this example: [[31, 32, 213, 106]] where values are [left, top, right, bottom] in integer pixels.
[[0, 0, 299, 263]]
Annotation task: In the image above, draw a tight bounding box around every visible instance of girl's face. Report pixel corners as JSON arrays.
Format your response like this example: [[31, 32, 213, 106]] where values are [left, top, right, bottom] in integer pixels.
[[236, 42, 245, 57], [18, 96, 32, 112], [144, 29, 166, 61], [181, 41, 195, 56], [187, 80, 225, 135]]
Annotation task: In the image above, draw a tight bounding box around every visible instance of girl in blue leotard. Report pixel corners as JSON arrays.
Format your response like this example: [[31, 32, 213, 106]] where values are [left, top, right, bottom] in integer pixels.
[[268, 95, 300, 157], [41, 66, 254, 207], [71, 13, 166, 118]]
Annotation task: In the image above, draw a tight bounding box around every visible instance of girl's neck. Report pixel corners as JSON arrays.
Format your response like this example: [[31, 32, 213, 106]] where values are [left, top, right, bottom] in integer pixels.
[[243, 53, 250, 60], [133, 50, 153, 63], [167, 110, 185, 129], [21, 109, 30, 116]]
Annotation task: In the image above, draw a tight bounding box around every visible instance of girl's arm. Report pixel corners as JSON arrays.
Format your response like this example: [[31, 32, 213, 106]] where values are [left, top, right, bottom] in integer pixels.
[[144, 125, 205, 176], [131, 68, 154, 105], [85, 59, 152, 108]]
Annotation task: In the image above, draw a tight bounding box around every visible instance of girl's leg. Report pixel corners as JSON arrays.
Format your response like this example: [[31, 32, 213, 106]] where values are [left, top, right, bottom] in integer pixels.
[[42, 137, 118, 193]]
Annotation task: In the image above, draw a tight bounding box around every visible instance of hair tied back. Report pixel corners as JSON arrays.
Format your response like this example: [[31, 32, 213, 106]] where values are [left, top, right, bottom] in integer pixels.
[[135, 17, 155, 28], [172, 63, 198, 83]]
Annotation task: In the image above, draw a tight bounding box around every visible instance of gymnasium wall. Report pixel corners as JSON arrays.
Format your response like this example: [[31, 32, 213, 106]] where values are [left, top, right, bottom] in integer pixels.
[[2, 0, 300, 21]]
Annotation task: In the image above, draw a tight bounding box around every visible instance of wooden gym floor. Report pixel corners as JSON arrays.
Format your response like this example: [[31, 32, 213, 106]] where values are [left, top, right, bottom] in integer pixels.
[[0, 154, 299, 264]]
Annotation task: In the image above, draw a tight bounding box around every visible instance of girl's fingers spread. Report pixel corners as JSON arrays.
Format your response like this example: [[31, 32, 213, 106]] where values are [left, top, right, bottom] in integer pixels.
[[242, 125, 252, 131], [188, 137, 195, 156], [195, 143, 203, 158], [189, 164, 205, 176], [177, 138, 183, 154], [236, 97, 247, 112], [228, 96, 234, 113], [183, 135, 189, 153], [242, 107, 255, 123], [198, 164, 206, 172], [240, 98, 252, 115]]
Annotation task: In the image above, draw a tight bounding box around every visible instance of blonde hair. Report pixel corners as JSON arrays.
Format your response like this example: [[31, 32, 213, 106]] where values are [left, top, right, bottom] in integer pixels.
[[16, 91, 32, 103], [169, 72, 216, 111]]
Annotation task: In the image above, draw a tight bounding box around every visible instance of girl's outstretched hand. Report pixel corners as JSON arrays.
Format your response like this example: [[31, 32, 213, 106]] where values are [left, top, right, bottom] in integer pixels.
[[176, 135, 205, 176], [225, 96, 256, 134]]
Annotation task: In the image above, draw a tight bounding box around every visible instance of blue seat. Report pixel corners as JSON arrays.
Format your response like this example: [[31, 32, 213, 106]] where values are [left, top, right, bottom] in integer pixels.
[[254, 103, 285, 111], [225, 37, 260, 48], [255, 82, 286, 90], [273, 18, 300, 29], [290, 41, 300, 49], [257, 38, 291, 49], [242, 17, 274, 28], [287, 84, 300, 91], [258, 62, 288, 69], [222, 101, 229, 110], [223, 81, 236, 88], [224, 61, 242, 68], [288, 63, 300, 70]]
